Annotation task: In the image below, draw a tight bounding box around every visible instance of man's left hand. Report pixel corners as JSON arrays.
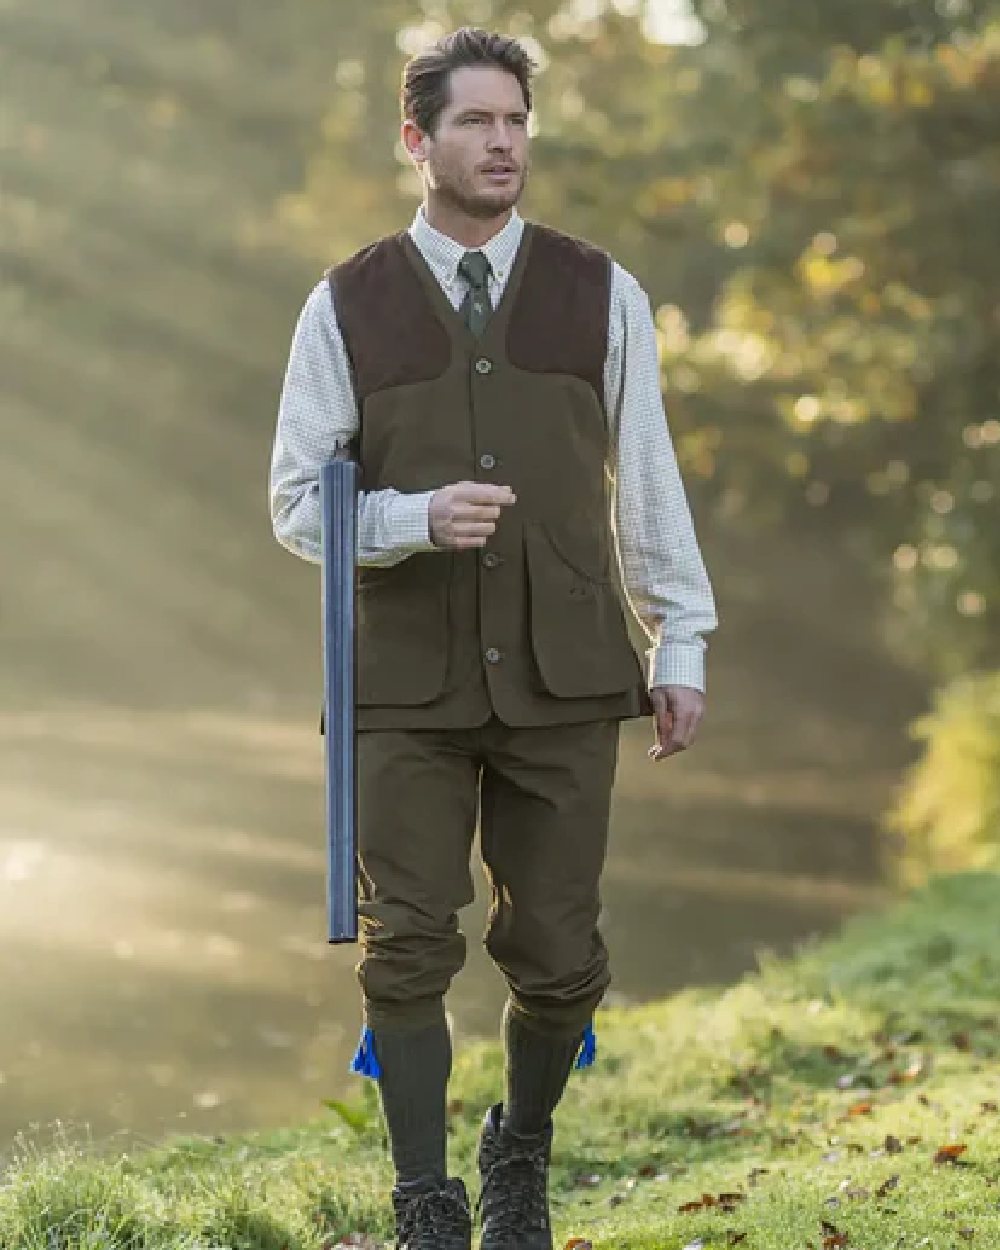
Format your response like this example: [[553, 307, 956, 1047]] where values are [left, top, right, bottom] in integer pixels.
[[647, 685, 705, 762]]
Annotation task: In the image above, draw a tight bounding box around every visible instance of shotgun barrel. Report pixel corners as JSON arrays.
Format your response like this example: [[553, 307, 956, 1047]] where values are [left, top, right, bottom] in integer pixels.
[[319, 447, 359, 944]]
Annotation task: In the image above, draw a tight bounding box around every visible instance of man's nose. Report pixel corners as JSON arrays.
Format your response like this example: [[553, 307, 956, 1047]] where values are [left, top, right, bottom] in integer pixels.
[[486, 122, 516, 149]]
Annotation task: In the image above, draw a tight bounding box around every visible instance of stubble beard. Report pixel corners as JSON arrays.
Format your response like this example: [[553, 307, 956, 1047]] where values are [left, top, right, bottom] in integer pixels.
[[430, 160, 529, 221]]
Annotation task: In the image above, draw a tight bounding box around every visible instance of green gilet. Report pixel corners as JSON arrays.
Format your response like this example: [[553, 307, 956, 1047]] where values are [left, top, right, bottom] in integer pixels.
[[327, 221, 650, 731]]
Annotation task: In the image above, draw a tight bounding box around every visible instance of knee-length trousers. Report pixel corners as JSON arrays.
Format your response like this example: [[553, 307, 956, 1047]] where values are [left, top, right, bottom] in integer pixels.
[[356, 715, 621, 1035]]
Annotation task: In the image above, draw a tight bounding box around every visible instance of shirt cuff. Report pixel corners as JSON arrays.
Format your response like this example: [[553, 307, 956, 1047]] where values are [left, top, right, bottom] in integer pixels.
[[391, 489, 438, 553], [647, 643, 706, 694]]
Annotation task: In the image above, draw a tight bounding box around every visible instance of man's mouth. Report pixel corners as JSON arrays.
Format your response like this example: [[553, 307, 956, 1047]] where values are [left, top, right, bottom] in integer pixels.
[[481, 165, 516, 176]]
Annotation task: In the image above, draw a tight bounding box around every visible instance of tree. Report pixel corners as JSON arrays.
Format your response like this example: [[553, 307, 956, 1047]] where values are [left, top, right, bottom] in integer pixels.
[[662, 0, 1000, 677]]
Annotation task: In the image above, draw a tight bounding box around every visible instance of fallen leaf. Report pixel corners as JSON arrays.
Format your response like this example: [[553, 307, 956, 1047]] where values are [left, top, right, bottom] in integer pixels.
[[884, 1134, 904, 1153], [727, 1235, 748, 1246], [848, 1100, 873, 1116], [678, 1192, 720, 1213], [563, 1240, 593, 1250], [682, 1241, 706, 1250], [952, 1031, 972, 1051], [876, 1174, 901, 1197], [981, 1101, 998, 1113], [823, 1044, 845, 1061], [820, 1220, 848, 1249], [959, 1228, 975, 1240], [637, 1163, 657, 1178], [934, 1142, 968, 1164], [573, 1173, 602, 1188]]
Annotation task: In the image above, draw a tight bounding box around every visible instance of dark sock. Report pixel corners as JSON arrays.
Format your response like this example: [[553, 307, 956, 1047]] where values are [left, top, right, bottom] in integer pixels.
[[372, 1015, 452, 1184], [502, 1001, 584, 1137]]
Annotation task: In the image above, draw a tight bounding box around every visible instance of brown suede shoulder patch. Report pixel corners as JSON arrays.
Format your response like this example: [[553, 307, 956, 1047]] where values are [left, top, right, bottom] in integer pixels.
[[506, 224, 611, 405], [327, 234, 451, 401]]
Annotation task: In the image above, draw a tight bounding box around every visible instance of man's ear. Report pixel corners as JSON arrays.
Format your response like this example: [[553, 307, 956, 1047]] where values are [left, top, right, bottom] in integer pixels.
[[401, 119, 429, 165]]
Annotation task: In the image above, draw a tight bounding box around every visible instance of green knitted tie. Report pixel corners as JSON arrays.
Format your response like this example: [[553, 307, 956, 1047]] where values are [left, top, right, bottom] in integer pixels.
[[458, 250, 492, 337]]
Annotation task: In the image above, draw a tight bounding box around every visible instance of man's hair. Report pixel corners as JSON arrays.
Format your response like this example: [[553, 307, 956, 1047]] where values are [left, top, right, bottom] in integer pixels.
[[401, 27, 536, 136]]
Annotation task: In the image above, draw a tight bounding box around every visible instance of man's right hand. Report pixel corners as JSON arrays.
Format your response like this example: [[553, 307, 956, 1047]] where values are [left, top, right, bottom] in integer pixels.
[[428, 481, 517, 550]]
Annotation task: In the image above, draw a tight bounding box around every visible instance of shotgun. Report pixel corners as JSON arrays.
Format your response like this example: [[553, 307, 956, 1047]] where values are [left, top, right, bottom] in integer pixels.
[[319, 444, 359, 944]]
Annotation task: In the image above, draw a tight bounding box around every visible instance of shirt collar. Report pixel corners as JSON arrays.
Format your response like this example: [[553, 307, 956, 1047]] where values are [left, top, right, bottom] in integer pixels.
[[408, 204, 524, 288]]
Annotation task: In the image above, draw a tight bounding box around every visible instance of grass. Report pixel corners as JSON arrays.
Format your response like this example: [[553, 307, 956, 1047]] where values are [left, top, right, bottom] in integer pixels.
[[4, 871, 1000, 1249]]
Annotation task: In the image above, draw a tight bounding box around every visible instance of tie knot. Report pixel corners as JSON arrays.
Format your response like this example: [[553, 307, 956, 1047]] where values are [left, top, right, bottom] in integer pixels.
[[458, 250, 491, 288]]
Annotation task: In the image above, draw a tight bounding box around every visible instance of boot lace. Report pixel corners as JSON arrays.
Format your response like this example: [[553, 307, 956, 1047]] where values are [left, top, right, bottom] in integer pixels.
[[478, 1145, 549, 1236]]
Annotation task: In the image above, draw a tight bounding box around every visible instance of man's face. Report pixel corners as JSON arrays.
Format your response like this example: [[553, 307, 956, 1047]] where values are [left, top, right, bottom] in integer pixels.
[[409, 66, 530, 218]]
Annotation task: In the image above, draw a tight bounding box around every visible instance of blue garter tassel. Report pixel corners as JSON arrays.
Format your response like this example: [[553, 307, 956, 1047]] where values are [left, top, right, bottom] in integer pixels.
[[349, 1026, 382, 1080], [574, 1023, 597, 1070]]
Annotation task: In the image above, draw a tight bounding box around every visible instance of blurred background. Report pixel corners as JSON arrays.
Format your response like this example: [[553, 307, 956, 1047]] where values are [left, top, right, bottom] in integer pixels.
[[2, 0, 998, 1153]]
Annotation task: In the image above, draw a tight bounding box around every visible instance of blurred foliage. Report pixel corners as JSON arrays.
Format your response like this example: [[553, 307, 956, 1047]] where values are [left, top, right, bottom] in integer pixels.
[[884, 669, 1000, 882], [669, 0, 1000, 681]]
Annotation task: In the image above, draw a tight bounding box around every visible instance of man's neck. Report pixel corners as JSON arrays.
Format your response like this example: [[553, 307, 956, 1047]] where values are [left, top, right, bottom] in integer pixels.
[[421, 199, 514, 249]]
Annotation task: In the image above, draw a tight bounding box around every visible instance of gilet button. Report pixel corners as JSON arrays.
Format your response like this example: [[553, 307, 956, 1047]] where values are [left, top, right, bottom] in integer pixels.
[[482, 552, 501, 569], [475, 357, 493, 375], [479, 452, 496, 470], [485, 647, 502, 664]]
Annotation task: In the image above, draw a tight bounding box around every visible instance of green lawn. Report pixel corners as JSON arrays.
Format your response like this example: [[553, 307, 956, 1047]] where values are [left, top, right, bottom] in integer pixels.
[[4, 871, 1000, 1249]]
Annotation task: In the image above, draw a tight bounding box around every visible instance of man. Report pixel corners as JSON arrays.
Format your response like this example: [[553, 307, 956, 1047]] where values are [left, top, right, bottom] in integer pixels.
[[270, 26, 717, 1250]]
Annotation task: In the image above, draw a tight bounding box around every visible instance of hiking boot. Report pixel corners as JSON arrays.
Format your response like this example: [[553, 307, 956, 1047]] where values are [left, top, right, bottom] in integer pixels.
[[391, 1174, 472, 1250], [477, 1102, 553, 1250]]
